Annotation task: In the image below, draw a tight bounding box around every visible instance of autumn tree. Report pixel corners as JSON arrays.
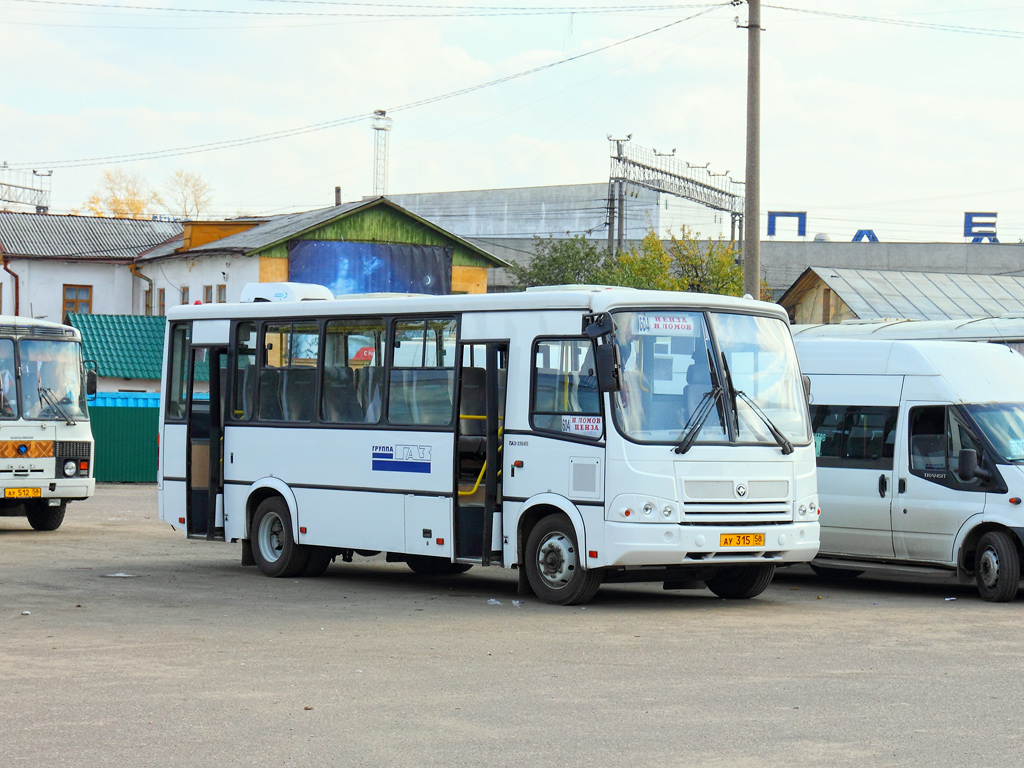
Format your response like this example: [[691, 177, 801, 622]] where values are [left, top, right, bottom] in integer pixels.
[[163, 169, 214, 219], [84, 168, 161, 219]]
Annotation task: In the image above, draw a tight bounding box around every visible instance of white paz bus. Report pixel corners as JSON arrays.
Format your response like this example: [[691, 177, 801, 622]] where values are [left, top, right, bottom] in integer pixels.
[[158, 284, 819, 604], [0, 316, 96, 531]]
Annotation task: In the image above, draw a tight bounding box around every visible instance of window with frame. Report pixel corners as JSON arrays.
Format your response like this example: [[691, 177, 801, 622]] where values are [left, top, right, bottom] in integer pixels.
[[233, 322, 257, 420], [810, 405, 898, 470], [64, 284, 92, 316], [321, 318, 387, 424], [181, 286, 190, 305], [217, 284, 227, 303], [388, 317, 457, 426], [909, 405, 985, 489], [203, 285, 213, 304], [258, 321, 319, 422], [158, 288, 166, 316], [531, 338, 602, 437], [166, 324, 191, 421]]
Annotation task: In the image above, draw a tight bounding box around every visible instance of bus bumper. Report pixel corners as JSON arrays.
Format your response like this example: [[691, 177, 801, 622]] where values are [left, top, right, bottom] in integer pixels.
[[598, 521, 820, 568]]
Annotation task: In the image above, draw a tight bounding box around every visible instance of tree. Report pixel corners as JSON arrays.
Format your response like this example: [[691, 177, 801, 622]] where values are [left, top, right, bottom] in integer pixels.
[[84, 168, 160, 219], [507, 235, 610, 290], [595, 229, 677, 290], [163, 169, 214, 219]]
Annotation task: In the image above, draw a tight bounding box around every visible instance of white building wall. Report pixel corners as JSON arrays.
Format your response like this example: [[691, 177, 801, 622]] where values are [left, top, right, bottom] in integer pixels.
[[0, 260, 132, 321], [136, 252, 259, 313]]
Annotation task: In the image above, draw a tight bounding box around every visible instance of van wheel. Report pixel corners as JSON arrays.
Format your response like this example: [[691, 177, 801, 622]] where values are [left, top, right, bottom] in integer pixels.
[[406, 555, 472, 575], [251, 497, 308, 578], [975, 531, 1020, 602], [26, 500, 66, 532], [810, 564, 865, 579], [525, 513, 602, 605], [706, 564, 776, 599]]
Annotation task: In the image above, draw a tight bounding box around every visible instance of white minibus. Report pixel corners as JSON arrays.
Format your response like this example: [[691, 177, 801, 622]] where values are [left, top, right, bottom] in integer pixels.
[[158, 284, 819, 604], [796, 337, 1024, 601], [0, 316, 96, 531]]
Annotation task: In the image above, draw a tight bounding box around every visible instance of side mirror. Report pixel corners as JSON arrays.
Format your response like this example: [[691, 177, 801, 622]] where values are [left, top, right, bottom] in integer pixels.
[[802, 374, 812, 403], [594, 342, 621, 393], [958, 448, 991, 481], [86, 369, 98, 396]]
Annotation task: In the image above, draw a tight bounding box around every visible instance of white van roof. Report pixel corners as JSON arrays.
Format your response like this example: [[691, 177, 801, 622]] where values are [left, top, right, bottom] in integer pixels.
[[795, 338, 1024, 403]]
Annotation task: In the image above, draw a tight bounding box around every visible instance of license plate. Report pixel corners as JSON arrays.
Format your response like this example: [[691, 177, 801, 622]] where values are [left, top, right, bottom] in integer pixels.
[[5, 488, 41, 498], [720, 533, 765, 547]]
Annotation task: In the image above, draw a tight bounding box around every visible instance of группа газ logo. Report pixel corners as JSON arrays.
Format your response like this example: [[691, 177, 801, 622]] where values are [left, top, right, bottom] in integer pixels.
[[372, 444, 432, 474]]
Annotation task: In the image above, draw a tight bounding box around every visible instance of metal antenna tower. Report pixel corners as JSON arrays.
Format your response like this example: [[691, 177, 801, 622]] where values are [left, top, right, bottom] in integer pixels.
[[372, 109, 393, 196], [606, 138, 744, 252], [0, 166, 52, 213]]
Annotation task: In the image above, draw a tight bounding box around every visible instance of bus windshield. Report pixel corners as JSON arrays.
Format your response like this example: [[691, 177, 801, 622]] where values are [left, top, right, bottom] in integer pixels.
[[611, 310, 810, 446], [16, 339, 88, 421], [963, 403, 1024, 463]]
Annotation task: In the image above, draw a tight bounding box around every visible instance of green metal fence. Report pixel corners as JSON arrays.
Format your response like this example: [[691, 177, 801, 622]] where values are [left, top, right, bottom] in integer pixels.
[[89, 393, 159, 482]]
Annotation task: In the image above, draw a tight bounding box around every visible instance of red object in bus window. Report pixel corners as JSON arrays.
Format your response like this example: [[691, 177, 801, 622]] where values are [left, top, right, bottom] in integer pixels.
[[351, 347, 374, 362]]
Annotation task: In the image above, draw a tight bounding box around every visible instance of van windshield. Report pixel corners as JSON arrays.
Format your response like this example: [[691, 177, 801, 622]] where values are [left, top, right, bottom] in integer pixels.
[[964, 403, 1024, 463]]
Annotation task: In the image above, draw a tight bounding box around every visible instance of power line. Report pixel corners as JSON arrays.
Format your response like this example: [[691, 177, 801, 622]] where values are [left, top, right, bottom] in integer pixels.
[[6, 3, 730, 170], [765, 4, 1024, 40]]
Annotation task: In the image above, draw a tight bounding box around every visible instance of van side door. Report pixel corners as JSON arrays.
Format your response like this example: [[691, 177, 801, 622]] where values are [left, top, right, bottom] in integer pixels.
[[894, 404, 987, 564]]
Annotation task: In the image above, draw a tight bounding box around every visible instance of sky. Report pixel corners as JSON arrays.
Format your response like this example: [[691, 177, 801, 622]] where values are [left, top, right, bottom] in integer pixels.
[[2, 0, 1023, 244]]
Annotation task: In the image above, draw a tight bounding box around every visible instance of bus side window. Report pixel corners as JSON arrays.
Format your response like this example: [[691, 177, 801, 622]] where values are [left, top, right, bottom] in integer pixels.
[[233, 322, 257, 420], [166, 323, 190, 421], [531, 338, 602, 436], [388, 317, 457, 427], [322, 319, 386, 424]]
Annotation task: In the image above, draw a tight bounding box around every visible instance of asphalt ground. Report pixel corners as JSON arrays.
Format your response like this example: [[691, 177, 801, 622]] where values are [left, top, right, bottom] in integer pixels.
[[2, 485, 1022, 767]]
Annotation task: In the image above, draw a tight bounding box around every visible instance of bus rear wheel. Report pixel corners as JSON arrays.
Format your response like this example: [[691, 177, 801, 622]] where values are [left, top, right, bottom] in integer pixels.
[[26, 500, 66, 532], [525, 513, 602, 605], [706, 564, 776, 599], [252, 497, 308, 578]]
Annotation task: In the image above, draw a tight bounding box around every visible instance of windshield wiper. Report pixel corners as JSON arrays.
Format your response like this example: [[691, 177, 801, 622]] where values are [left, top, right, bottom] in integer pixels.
[[674, 385, 723, 455], [38, 387, 75, 426], [733, 389, 793, 455]]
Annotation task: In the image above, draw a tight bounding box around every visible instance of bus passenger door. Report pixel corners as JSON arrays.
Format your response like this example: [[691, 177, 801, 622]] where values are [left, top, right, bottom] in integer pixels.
[[456, 343, 508, 565], [186, 347, 227, 541]]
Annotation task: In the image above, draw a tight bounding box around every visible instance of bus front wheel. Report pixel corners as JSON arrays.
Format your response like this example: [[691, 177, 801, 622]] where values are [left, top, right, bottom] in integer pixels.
[[706, 564, 776, 599], [252, 497, 308, 578], [525, 513, 602, 605], [26, 500, 66, 532]]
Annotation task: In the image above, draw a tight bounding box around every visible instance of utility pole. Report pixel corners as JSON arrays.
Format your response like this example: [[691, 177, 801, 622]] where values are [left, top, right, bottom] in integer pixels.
[[742, 0, 761, 299]]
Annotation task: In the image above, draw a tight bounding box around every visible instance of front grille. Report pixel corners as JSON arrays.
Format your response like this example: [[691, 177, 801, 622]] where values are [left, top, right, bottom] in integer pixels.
[[57, 441, 91, 460]]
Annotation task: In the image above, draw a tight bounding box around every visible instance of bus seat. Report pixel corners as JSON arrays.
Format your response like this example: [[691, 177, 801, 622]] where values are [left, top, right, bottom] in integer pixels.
[[258, 369, 284, 420], [410, 369, 453, 426], [283, 368, 317, 421], [682, 363, 712, 418], [355, 366, 384, 423], [322, 366, 361, 422]]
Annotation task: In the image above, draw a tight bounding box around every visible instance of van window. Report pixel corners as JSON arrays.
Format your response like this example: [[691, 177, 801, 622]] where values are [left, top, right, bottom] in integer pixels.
[[531, 338, 602, 438], [810, 405, 897, 470], [908, 405, 985, 490]]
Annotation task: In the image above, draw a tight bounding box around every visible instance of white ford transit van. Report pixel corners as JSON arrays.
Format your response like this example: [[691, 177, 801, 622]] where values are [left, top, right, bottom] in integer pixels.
[[795, 338, 1024, 601]]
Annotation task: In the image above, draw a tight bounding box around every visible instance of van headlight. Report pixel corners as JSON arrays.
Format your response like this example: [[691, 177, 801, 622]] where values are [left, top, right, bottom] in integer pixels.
[[63, 460, 77, 477]]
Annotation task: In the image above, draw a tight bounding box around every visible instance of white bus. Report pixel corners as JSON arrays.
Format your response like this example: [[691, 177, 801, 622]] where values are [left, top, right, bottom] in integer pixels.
[[158, 284, 819, 604], [0, 316, 96, 531]]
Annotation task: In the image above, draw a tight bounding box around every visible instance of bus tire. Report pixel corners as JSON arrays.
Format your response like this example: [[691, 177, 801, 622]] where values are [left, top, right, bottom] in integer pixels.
[[299, 547, 337, 578], [706, 564, 776, 599], [252, 497, 308, 578], [26, 500, 66, 532], [809, 563, 864, 579], [975, 531, 1020, 602], [405, 555, 472, 575], [525, 513, 602, 605]]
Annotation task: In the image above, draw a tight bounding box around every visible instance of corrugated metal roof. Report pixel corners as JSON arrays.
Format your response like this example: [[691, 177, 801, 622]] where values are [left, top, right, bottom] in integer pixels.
[[67, 313, 166, 380], [0, 212, 182, 261], [811, 267, 1024, 320]]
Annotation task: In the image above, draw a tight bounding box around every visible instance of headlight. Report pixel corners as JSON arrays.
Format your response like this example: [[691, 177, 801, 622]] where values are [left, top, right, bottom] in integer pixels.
[[63, 460, 77, 477]]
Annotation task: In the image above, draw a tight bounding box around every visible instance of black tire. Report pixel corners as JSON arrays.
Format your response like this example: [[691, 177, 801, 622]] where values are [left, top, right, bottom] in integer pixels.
[[706, 564, 776, 599], [809, 563, 865, 579], [27, 500, 66, 532], [405, 555, 473, 575], [975, 531, 1021, 602], [524, 513, 602, 605], [251, 497, 308, 578], [299, 547, 337, 578]]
